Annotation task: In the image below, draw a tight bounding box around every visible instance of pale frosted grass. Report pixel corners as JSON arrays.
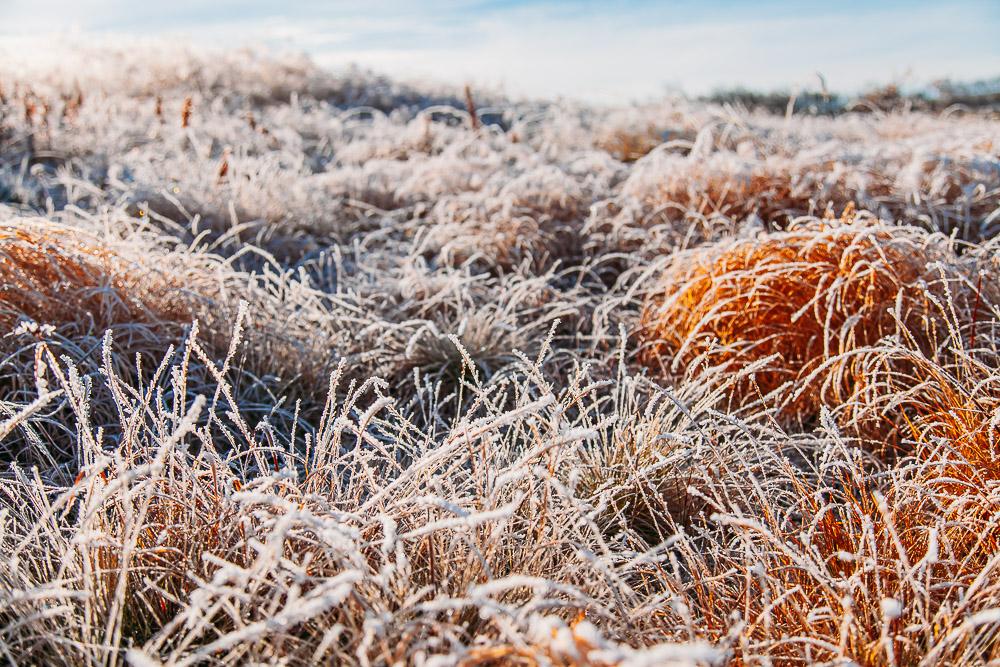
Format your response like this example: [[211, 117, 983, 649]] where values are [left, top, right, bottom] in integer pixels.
[[0, 44, 998, 666]]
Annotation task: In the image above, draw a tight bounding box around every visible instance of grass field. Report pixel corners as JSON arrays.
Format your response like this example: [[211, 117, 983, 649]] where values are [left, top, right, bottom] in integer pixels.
[[1, 46, 999, 665]]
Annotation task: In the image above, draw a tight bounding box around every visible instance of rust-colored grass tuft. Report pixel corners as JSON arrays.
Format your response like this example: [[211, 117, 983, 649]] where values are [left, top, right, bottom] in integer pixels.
[[687, 358, 1000, 664], [637, 217, 977, 430], [644, 161, 862, 227], [0, 224, 188, 337], [852, 345, 1000, 570]]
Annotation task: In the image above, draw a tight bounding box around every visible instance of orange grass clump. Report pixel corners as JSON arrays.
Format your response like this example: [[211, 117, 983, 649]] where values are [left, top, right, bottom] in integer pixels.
[[646, 350, 1000, 664], [100, 470, 252, 645], [708, 366, 999, 664], [0, 223, 187, 337], [853, 346, 1000, 566], [638, 218, 974, 427], [689, 465, 998, 664]]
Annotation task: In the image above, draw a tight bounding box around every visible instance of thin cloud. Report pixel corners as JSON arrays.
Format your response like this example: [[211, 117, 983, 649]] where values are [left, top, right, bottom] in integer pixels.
[[1, 0, 997, 102]]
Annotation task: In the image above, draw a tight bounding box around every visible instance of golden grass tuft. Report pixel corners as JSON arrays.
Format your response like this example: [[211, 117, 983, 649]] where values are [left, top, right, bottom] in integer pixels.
[[694, 471, 997, 664], [0, 223, 189, 337], [635, 231, 1000, 661], [705, 372, 1000, 664], [638, 354, 1000, 664], [596, 127, 664, 163], [852, 344, 1000, 569], [637, 217, 981, 432]]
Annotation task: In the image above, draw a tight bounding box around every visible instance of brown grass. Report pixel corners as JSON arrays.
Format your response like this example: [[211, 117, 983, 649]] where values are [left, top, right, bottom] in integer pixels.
[[3, 49, 999, 666], [850, 344, 1000, 569], [628, 154, 999, 241], [688, 357, 1000, 665], [634, 220, 1000, 662], [638, 161, 868, 227], [637, 217, 977, 434], [596, 127, 664, 163], [458, 617, 598, 666], [464, 84, 480, 131], [181, 96, 193, 128], [0, 224, 187, 336]]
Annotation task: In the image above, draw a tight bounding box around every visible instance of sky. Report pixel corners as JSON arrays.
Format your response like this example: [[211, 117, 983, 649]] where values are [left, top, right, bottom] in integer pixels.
[[1, 0, 998, 103]]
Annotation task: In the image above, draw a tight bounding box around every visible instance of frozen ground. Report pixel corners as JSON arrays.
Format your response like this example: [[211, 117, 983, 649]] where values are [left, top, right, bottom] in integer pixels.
[[1, 46, 999, 665]]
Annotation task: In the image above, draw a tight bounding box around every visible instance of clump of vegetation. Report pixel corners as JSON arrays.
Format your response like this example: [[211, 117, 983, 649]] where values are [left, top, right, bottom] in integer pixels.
[[0, 222, 187, 336], [637, 213, 991, 434]]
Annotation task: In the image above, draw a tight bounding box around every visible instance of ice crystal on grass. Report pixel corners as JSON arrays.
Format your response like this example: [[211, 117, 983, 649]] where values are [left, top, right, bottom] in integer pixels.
[[0, 42, 999, 665]]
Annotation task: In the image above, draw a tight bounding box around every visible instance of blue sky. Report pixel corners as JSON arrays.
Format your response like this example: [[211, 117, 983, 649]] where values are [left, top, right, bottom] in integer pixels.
[[2, 0, 998, 102]]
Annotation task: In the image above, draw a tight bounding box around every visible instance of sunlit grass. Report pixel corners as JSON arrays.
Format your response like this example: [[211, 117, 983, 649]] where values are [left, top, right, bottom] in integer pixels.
[[0, 44, 998, 666]]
